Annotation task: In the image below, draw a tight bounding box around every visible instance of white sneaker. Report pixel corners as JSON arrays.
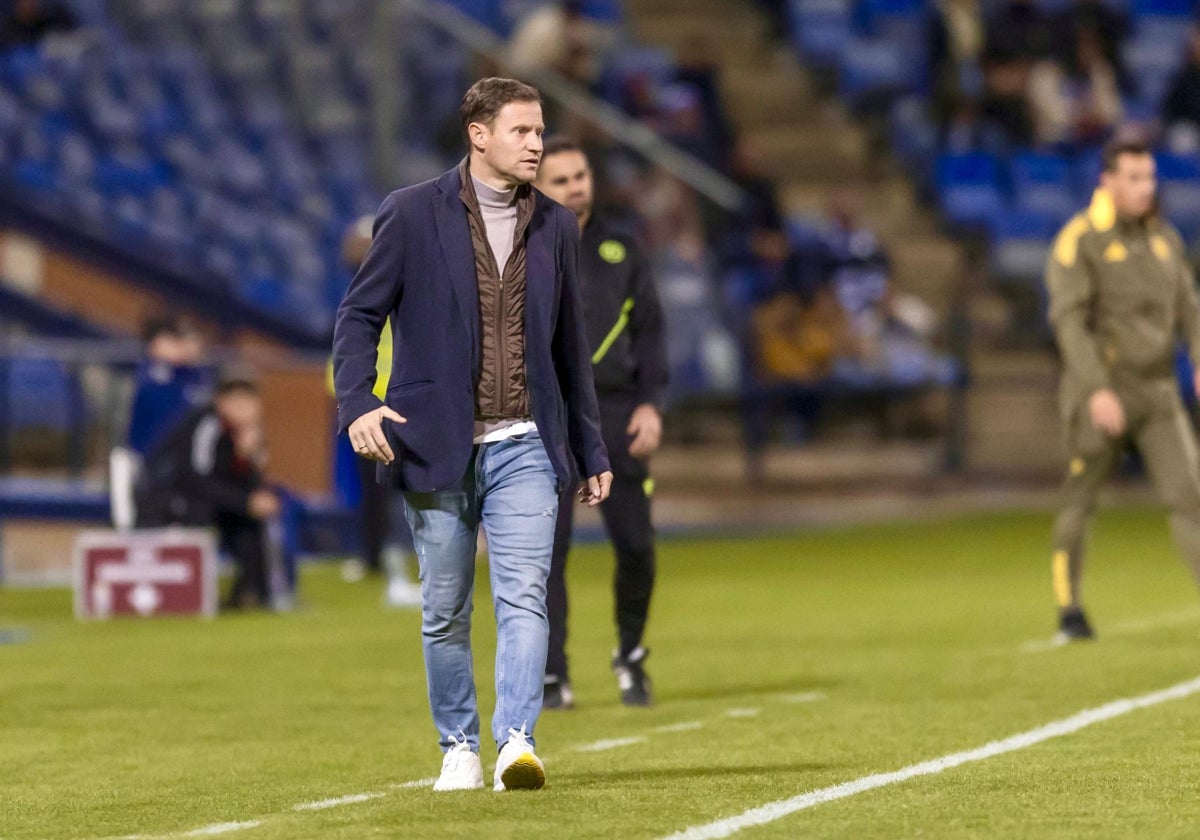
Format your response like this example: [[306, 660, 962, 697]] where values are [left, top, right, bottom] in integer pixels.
[[340, 558, 367, 583], [384, 577, 422, 609], [493, 724, 545, 791], [433, 736, 483, 792]]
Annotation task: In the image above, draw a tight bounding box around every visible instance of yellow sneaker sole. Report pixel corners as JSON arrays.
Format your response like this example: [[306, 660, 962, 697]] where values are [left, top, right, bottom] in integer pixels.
[[499, 752, 545, 791]]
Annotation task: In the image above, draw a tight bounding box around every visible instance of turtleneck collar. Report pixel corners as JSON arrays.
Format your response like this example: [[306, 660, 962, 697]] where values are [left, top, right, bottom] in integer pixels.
[[471, 174, 517, 210]]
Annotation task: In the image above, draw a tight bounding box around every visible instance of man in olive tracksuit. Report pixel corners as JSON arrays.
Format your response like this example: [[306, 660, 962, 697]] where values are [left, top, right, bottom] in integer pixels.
[[1046, 138, 1200, 640], [535, 137, 668, 706]]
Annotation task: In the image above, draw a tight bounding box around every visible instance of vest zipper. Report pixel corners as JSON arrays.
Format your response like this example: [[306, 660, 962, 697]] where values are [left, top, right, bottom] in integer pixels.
[[498, 266, 508, 417]]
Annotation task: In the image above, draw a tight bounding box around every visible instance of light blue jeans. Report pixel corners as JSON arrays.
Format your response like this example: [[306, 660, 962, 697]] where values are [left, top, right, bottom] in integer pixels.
[[402, 430, 559, 753]]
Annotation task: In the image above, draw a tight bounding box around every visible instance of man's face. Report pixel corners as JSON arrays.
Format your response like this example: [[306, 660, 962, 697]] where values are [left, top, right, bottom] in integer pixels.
[[471, 100, 544, 185], [148, 331, 203, 365], [1101, 153, 1157, 219], [216, 391, 262, 432], [534, 150, 593, 220]]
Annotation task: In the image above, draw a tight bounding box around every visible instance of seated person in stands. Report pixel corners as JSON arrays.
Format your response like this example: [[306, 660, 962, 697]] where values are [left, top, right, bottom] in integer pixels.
[[1163, 28, 1200, 153], [1028, 29, 1122, 148], [819, 191, 941, 382], [0, 0, 76, 47], [135, 367, 283, 610]]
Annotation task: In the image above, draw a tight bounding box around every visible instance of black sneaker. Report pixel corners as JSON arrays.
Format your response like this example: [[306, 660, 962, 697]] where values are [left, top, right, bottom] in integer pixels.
[[1057, 607, 1095, 642], [612, 647, 653, 706], [542, 677, 575, 710]]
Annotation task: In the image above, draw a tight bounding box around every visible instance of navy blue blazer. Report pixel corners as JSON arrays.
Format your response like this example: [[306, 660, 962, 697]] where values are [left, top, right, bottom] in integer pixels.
[[332, 165, 610, 493]]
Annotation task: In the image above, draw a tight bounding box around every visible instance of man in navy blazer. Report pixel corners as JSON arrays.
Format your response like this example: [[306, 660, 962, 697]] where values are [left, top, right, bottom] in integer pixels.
[[332, 78, 611, 793]]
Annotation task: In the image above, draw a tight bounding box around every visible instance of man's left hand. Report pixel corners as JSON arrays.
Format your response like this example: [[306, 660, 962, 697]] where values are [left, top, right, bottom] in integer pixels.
[[626, 404, 663, 458], [578, 471, 613, 507], [1192, 369, 1200, 400]]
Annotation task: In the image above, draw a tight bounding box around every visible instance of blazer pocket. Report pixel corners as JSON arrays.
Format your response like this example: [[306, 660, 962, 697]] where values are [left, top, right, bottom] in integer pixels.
[[387, 379, 435, 396]]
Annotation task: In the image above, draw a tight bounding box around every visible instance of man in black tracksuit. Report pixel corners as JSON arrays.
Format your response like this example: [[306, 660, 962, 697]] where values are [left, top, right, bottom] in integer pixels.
[[535, 137, 668, 707], [135, 371, 282, 608]]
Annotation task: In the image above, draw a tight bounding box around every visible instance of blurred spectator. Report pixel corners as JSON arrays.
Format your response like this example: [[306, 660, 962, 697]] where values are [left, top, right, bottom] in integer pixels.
[[820, 191, 939, 374], [942, 96, 1016, 156], [978, 53, 1035, 149], [110, 315, 211, 530], [1029, 29, 1122, 147], [126, 315, 210, 458], [823, 191, 893, 349], [755, 0, 789, 42], [725, 137, 789, 268], [983, 0, 1052, 64], [928, 0, 985, 122], [0, 0, 76, 47], [751, 284, 849, 384], [506, 0, 615, 87], [1164, 28, 1200, 152], [1053, 0, 1128, 86], [656, 84, 724, 171], [673, 38, 735, 168], [135, 367, 284, 610]]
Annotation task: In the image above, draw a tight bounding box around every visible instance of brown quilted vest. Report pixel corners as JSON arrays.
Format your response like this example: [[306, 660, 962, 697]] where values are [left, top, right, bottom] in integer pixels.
[[458, 158, 535, 421]]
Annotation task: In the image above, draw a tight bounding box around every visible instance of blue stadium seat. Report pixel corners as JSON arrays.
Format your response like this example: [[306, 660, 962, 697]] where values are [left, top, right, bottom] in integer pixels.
[[838, 38, 917, 102], [3, 358, 76, 433], [937, 152, 1004, 230], [579, 0, 624, 22], [442, 0, 506, 33], [988, 212, 1057, 283], [1130, 0, 1194, 15], [13, 158, 57, 193], [857, 0, 926, 48], [1160, 181, 1200, 240], [1010, 152, 1077, 222], [789, 0, 854, 68], [888, 97, 938, 176], [1123, 35, 1186, 108]]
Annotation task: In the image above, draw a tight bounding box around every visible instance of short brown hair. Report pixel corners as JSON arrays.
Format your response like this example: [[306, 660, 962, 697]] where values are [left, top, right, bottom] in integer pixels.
[[1102, 138, 1152, 173], [541, 135, 585, 161], [460, 77, 542, 150]]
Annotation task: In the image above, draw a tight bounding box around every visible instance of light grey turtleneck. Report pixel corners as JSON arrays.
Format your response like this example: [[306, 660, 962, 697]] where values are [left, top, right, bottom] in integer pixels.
[[472, 175, 518, 273]]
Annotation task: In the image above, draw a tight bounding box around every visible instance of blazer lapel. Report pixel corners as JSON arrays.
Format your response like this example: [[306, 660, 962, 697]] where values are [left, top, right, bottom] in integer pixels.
[[432, 171, 480, 372]]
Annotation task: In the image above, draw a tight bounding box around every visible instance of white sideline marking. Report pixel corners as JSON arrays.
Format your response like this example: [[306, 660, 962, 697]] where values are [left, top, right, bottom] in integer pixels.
[[391, 776, 439, 790], [1111, 606, 1200, 634], [655, 721, 705, 734], [780, 691, 826, 704], [1021, 606, 1200, 653], [660, 674, 1200, 840], [725, 708, 760, 718], [1020, 636, 1069, 654], [183, 823, 262, 837], [573, 735, 648, 752], [294, 792, 385, 811]]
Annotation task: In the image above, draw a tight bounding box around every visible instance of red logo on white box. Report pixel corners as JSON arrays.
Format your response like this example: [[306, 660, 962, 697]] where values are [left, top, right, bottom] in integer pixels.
[[73, 529, 217, 619]]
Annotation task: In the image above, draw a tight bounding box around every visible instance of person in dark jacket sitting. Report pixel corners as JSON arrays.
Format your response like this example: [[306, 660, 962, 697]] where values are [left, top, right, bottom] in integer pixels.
[[135, 367, 282, 609]]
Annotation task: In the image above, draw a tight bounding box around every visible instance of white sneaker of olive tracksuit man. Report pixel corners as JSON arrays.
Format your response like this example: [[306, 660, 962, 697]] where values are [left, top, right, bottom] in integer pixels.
[[494, 724, 545, 791]]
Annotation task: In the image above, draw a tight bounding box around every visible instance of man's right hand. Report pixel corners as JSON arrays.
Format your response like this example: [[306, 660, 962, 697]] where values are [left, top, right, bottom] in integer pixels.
[[1088, 388, 1126, 437], [248, 488, 281, 520], [348, 406, 407, 464]]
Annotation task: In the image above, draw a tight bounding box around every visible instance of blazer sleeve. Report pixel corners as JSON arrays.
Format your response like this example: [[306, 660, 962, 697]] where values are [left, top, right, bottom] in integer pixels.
[[553, 207, 610, 479], [333, 192, 404, 434]]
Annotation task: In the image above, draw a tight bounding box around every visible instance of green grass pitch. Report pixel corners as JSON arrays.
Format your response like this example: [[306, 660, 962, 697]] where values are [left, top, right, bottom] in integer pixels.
[[4, 508, 1200, 839]]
